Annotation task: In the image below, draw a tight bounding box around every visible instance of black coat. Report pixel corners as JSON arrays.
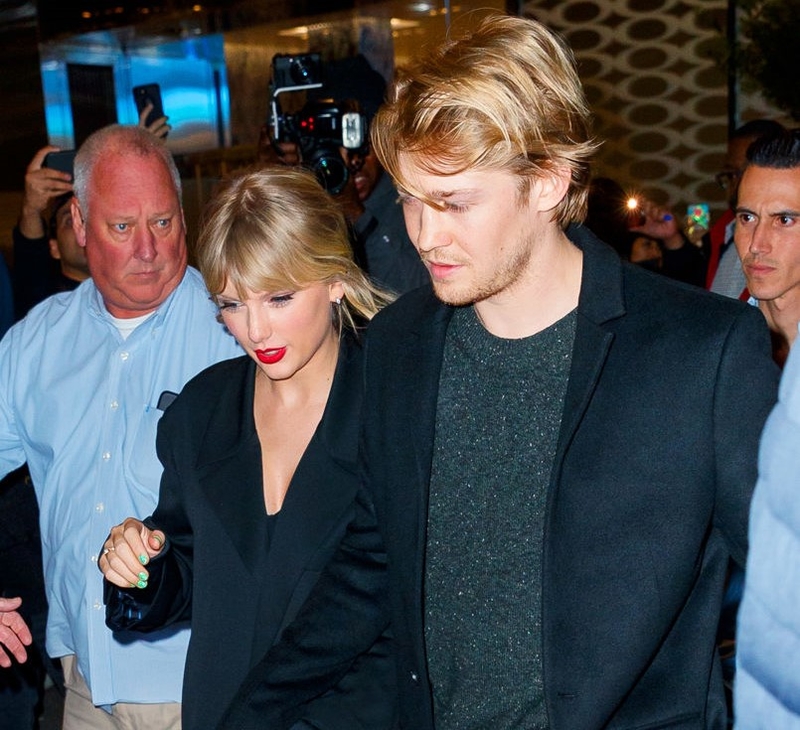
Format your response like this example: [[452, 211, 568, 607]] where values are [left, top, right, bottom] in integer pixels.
[[104, 338, 396, 730], [361, 225, 778, 729], [216, 225, 779, 729]]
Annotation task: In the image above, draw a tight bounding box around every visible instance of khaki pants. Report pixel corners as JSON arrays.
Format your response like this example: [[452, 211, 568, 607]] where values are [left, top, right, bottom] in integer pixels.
[[61, 655, 181, 730]]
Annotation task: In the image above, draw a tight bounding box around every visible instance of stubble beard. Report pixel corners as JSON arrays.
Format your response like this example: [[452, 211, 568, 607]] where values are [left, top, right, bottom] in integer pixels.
[[431, 232, 534, 308]]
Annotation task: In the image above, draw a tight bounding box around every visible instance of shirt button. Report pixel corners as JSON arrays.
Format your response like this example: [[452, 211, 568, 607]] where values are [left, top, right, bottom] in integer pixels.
[[120, 352, 129, 361], [410, 671, 419, 683], [102, 452, 111, 461], [95, 502, 105, 512], [110, 400, 119, 410], [93, 600, 102, 610], [90, 554, 97, 563]]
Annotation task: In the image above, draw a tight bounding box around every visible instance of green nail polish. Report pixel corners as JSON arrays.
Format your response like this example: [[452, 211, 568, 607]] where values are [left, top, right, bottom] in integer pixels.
[[137, 579, 147, 589], [138, 571, 148, 581], [139, 554, 148, 565]]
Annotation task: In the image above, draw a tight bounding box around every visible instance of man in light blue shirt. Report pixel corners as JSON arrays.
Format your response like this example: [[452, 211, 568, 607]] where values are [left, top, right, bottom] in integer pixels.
[[0, 124, 241, 728]]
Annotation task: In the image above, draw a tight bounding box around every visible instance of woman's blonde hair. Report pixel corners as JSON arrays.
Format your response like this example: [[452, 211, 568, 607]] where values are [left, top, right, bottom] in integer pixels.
[[196, 166, 393, 332], [371, 13, 599, 227]]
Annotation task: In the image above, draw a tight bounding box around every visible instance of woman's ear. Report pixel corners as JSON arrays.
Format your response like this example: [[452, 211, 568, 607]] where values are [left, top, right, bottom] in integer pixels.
[[328, 280, 345, 303]]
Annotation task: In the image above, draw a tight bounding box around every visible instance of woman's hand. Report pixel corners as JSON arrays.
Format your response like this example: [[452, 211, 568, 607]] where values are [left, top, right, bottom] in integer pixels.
[[99, 518, 166, 590]]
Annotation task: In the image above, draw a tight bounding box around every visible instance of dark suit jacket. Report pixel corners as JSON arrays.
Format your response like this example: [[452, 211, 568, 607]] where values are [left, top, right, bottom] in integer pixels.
[[359, 225, 779, 729], [104, 338, 395, 730]]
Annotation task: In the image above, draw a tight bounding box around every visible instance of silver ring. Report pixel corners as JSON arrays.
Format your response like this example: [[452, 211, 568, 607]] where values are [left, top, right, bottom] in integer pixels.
[[102, 548, 110, 556]]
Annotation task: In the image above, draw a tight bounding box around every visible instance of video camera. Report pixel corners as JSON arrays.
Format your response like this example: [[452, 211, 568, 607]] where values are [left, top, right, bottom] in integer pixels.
[[269, 52, 368, 195]]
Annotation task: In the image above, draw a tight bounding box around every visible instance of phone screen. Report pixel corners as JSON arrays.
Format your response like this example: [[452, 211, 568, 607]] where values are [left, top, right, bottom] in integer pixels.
[[687, 203, 710, 230]]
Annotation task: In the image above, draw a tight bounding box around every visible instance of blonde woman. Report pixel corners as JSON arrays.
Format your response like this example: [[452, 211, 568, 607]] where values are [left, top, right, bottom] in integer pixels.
[[99, 167, 396, 729]]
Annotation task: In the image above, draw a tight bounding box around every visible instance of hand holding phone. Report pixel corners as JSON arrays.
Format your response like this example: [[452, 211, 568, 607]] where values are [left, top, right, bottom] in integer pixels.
[[42, 149, 76, 177], [133, 84, 168, 137], [685, 203, 710, 244]]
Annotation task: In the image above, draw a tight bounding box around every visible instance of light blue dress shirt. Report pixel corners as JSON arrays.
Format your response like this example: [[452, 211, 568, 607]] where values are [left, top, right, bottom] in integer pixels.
[[0, 266, 241, 708], [735, 325, 800, 728]]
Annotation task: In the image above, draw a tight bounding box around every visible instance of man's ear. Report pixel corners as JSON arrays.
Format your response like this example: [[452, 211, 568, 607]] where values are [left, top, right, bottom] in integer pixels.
[[71, 197, 87, 249], [530, 166, 571, 214], [48, 237, 61, 261]]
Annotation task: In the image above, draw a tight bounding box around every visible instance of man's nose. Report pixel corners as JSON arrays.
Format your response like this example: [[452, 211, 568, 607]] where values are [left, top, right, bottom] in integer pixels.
[[748, 221, 771, 255], [134, 229, 157, 262]]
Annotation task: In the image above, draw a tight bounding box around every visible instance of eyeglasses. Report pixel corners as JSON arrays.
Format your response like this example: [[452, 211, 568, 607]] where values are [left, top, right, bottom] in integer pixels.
[[715, 170, 741, 190]]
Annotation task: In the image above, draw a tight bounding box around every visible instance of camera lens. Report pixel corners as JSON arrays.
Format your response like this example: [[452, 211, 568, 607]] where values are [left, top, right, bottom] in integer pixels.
[[308, 152, 349, 195]]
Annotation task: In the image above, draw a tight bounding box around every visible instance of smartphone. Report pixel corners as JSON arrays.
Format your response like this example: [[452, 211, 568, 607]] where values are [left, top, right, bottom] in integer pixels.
[[43, 149, 76, 177], [133, 83, 166, 128], [686, 203, 710, 230]]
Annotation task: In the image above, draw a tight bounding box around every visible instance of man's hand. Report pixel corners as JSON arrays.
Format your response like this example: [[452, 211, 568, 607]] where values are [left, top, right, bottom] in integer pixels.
[[99, 518, 166, 590], [19, 146, 74, 239], [257, 124, 301, 166], [138, 102, 170, 140], [0, 597, 32, 667]]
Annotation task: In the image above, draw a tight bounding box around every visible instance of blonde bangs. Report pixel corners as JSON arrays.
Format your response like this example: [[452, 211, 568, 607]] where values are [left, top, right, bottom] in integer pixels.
[[195, 166, 395, 329]]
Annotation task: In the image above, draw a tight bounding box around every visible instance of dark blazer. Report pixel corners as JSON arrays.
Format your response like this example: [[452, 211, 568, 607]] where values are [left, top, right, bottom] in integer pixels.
[[104, 338, 395, 730], [358, 225, 779, 729]]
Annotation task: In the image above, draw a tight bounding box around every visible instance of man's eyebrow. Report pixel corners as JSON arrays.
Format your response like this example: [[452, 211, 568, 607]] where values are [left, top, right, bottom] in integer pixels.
[[397, 187, 475, 199]]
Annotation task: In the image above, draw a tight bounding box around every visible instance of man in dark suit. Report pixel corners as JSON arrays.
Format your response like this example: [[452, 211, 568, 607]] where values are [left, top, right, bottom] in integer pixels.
[[219, 13, 779, 730]]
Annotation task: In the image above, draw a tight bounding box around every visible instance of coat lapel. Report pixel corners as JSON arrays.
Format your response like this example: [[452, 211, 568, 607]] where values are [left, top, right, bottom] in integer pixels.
[[403, 297, 452, 486], [264, 338, 363, 581], [544, 226, 629, 728], [256, 338, 365, 647], [555, 225, 626, 458], [194, 357, 267, 575]]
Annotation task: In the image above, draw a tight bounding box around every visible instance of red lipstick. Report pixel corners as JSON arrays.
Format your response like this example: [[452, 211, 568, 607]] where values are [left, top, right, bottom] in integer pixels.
[[255, 347, 286, 364]]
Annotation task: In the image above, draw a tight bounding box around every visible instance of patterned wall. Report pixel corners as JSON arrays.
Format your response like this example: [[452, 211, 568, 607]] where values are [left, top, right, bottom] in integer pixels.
[[519, 0, 785, 224]]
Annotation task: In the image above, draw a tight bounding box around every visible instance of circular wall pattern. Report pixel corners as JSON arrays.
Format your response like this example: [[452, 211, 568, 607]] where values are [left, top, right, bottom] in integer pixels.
[[521, 0, 735, 217]]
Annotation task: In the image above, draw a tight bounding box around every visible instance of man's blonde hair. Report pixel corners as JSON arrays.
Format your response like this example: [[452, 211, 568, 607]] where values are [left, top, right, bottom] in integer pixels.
[[196, 166, 393, 332], [371, 13, 598, 227]]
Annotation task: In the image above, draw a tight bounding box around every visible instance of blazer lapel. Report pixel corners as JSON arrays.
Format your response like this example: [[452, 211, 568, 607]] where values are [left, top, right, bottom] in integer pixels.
[[403, 297, 452, 486], [195, 357, 267, 575], [544, 226, 628, 728], [372, 293, 452, 617], [256, 338, 365, 645], [555, 225, 626, 458]]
